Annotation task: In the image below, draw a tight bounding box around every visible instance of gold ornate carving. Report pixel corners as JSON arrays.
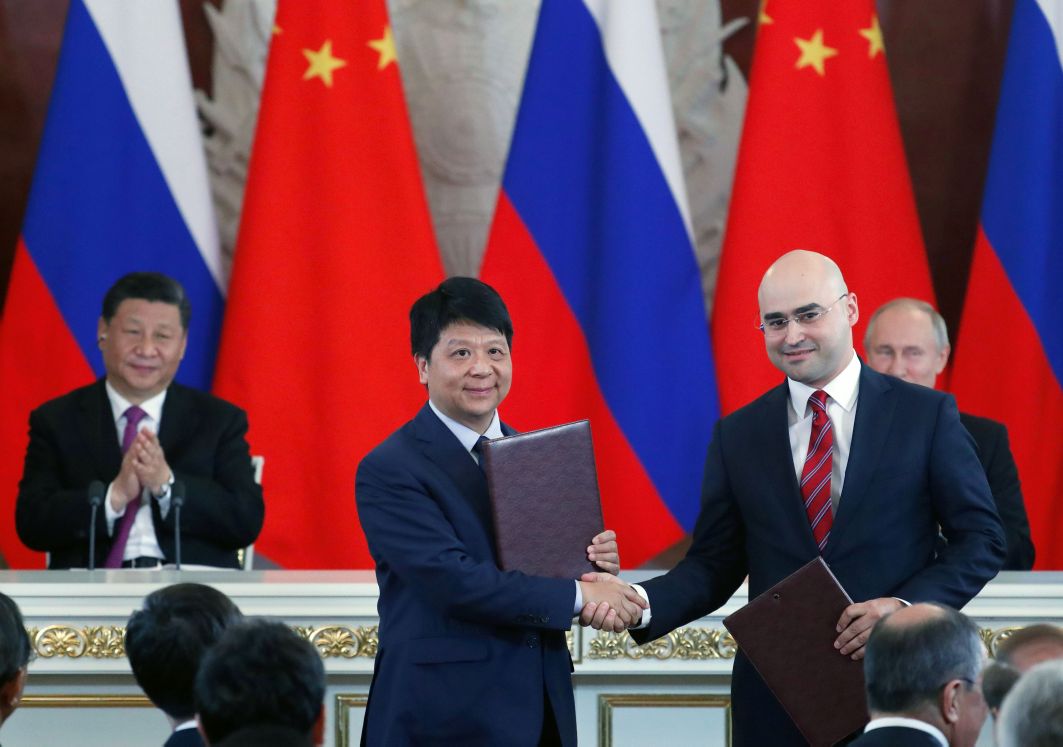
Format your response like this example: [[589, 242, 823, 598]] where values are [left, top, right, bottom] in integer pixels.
[[588, 628, 737, 660], [294, 625, 379, 659], [983, 626, 1025, 657], [30, 625, 124, 659], [21, 694, 153, 708]]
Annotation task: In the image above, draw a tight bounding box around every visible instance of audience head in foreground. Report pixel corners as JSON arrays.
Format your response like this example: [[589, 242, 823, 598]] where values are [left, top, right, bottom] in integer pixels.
[[996, 659, 1063, 747], [0, 592, 30, 729], [125, 583, 242, 743], [858, 603, 987, 747], [194, 619, 325, 747]]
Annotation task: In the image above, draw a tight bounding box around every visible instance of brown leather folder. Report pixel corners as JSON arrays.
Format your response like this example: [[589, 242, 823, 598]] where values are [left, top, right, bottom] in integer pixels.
[[722, 557, 869, 746], [480, 420, 604, 578]]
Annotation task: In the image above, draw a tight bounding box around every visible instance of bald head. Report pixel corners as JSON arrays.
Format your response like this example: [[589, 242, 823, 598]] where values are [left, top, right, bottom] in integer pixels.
[[757, 250, 858, 389]]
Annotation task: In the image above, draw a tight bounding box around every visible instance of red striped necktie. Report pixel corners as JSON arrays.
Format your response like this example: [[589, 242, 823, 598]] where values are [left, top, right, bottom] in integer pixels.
[[801, 390, 833, 552]]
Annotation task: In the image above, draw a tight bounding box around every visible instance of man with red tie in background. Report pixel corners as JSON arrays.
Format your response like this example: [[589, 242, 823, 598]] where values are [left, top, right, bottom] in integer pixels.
[[582, 251, 1005, 745], [15, 272, 263, 569]]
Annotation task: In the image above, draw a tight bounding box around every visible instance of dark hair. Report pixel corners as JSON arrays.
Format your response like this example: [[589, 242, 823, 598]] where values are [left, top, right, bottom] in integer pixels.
[[102, 272, 191, 330], [864, 603, 985, 713], [0, 592, 30, 686], [125, 583, 241, 721], [983, 660, 1021, 712], [409, 276, 513, 359], [194, 619, 325, 743]]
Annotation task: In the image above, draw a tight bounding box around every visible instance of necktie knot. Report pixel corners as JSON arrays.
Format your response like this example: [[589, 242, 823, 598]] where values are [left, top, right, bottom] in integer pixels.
[[472, 435, 489, 458], [125, 405, 147, 428]]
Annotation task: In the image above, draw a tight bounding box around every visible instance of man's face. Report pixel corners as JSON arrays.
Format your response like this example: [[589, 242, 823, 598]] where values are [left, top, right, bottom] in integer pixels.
[[866, 305, 949, 388], [98, 299, 187, 404], [758, 273, 858, 389], [417, 321, 512, 433]]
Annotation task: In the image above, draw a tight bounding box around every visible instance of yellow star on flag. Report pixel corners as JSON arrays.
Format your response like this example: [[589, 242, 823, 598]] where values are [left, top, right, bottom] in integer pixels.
[[368, 26, 397, 70], [858, 15, 885, 59], [794, 29, 838, 76], [759, 0, 773, 25], [303, 40, 347, 88]]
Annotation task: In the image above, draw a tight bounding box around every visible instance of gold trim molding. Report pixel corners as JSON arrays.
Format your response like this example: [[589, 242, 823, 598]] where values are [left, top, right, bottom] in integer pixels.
[[599, 693, 731, 747], [28, 626, 127, 659], [21, 694, 153, 708], [589, 628, 737, 660], [334, 693, 369, 747]]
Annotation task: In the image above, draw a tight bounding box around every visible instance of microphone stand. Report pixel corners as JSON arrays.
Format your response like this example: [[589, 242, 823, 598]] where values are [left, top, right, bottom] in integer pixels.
[[172, 480, 185, 571], [87, 481, 105, 571]]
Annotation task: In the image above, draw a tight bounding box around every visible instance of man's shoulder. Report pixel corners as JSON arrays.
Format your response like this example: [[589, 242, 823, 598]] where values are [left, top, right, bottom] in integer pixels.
[[360, 412, 425, 468], [718, 380, 788, 428], [167, 382, 246, 419], [959, 410, 1006, 437], [31, 380, 102, 419]]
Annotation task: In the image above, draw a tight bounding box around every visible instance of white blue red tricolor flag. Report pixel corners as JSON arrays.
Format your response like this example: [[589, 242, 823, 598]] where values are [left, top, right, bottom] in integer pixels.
[[482, 0, 718, 565], [0, 0, 222, 568], [951, 0, 1063, 568]]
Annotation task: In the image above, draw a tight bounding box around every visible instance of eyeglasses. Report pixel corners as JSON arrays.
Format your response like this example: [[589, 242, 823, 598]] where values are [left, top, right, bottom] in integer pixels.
[[759, 294, 849, 336]]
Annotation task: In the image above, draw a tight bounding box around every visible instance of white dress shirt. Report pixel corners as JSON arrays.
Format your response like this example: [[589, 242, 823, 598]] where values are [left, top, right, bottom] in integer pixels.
[[862, 716, 947, 747], [786, 351, 861, 513], [103, 382, 169, 561], [427, 401, 584, 614]]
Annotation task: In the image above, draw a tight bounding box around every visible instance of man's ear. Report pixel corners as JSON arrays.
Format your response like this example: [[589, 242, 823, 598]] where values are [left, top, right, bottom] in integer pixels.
[[0, 665, 26, 720], [415, 355, 429, 385], [97, 318, 108, 346], [939, 678, 963, 725], [196, 716, 212, 746], [312, 702, 325, 745]]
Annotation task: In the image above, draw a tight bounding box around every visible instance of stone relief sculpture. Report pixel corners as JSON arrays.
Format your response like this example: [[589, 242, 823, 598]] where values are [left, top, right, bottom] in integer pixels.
[[197, 0, 750, 315]]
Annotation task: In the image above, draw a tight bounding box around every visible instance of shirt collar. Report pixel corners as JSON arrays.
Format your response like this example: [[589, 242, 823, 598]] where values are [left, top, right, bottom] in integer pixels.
[[104, 380, 167, 424], [173, 719, 198, 733], [428, 400, 504, 453], [863, 716, 947, 747], [787, 351, 861, 416]]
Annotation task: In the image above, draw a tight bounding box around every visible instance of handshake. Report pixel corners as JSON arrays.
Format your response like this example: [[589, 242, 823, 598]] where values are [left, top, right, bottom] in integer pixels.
[[577, 530, 648, 633]]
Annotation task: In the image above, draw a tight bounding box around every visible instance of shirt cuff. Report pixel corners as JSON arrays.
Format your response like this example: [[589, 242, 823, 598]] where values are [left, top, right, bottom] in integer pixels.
[[630, 583, 652, 629], [573, 580, 583, 616]]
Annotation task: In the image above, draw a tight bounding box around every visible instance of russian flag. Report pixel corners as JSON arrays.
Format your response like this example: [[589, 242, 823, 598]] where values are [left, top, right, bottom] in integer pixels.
[[482, 0, 718, 566], [950, 0, 1063, 569], [0, 0, 222, 568]]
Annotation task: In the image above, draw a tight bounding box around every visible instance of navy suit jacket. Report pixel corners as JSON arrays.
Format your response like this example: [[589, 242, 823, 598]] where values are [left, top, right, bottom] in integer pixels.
[[631, 364, 1005, 745], [959, 412, 1034, 569], [355, 404, 577, 746], [15, 380, 264, 569]]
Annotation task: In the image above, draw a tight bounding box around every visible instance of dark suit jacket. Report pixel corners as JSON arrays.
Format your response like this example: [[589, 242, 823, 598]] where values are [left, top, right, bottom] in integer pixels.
[[631, 364, 1005, 746], [355, 404, 577, 746], [960, 412, 1035, 569], [163, 728, 205, 747], [848, 725, 944, 746], [15, 380, 264, 569]]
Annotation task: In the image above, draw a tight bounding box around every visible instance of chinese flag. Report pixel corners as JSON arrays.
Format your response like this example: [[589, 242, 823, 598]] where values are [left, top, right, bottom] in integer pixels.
[[213, 1, 443, 567], [713, 1, 935, 412]]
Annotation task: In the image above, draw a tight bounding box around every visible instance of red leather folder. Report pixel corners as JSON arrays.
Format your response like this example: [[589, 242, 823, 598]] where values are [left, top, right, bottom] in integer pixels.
[[480, 420, 605, 579], [722, 557, 869, 746]]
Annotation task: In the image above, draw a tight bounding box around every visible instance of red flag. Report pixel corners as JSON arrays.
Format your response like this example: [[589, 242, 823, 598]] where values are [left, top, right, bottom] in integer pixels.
[[213, 1, 443, 568], [713, 2, 935, 412]]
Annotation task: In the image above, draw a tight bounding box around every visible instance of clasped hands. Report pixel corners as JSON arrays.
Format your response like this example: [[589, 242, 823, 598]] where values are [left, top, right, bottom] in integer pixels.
[[110, 429, 172, 512], [576, 530, 647, 633]]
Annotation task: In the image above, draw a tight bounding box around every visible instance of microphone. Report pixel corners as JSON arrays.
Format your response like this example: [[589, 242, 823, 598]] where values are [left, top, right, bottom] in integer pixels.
[[87, 481, 105, 571], [172, 480, 185, 571]]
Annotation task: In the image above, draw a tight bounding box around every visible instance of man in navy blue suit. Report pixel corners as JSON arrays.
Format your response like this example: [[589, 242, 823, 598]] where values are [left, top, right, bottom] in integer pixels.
[[356, 277, 645, 746], [583, 250, 1006, 745]]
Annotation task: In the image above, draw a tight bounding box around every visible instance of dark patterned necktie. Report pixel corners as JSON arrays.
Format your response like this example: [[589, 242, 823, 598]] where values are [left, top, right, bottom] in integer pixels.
[[103, 405, 147, 568]]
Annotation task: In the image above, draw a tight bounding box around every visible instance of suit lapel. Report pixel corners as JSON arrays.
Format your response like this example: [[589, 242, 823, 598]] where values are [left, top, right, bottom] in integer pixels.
[[762, 382, 822, 553], [829, 365, 895, 543], [412, 404, 496, 538], [81, 380, 122, 477]]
